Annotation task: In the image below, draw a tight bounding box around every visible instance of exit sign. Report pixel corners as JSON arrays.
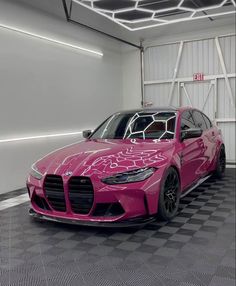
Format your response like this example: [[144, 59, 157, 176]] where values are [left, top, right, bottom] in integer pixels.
[[193, 73, 204, 81]]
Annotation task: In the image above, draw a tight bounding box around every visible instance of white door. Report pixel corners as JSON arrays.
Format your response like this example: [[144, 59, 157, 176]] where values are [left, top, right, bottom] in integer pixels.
[[144, 35, 236, 164], [179, 80, 216, 121], [179, 80, 235, 163]]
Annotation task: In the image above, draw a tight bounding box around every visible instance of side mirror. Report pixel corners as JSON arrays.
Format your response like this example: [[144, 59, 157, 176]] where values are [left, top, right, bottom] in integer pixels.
[[181, 128, 202, 141], [83, 130, 92, 139]]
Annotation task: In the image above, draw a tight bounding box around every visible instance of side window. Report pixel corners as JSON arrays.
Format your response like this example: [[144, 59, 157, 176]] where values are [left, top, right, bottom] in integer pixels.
[[193, 111, 207, 131], [181, 111, 195, 130], [202, 113, 213, 129]]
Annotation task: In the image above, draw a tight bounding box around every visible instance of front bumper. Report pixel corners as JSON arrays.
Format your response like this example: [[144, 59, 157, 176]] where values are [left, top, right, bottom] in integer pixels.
[[29, 208, 156, 227], [27, 169, 163, 224]]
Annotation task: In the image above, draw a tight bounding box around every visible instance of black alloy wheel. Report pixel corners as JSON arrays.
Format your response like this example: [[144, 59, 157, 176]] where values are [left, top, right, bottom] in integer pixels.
[[158, 167, 180, 221], [214, 146, 226, 179]]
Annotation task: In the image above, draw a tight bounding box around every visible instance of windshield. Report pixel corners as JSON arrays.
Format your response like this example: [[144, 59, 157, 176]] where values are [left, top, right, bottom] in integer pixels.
[[90, 111, 176, 140]]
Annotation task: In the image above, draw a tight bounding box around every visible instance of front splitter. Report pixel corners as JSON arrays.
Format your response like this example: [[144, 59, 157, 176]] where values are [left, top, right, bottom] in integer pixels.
[[29, 208, 156, 228]]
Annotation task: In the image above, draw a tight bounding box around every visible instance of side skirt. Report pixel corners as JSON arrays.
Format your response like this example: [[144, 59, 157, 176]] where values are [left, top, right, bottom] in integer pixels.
[[180, 175, 212, 198]]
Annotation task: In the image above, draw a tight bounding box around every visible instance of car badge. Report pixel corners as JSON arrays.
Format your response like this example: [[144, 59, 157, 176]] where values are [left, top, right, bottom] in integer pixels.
[[64, 171, 73, 176]]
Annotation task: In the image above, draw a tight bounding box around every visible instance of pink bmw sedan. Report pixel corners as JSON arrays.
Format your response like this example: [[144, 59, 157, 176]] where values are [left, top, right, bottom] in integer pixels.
[[27, 107, 226, 227]]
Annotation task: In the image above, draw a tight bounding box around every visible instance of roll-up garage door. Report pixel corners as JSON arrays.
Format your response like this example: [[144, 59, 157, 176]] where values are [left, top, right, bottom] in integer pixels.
[[144, 34, 236, 164]]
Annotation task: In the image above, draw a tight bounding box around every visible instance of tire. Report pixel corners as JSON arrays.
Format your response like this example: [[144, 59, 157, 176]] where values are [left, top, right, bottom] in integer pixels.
[[214, 145, 226, 179], [158, 167, 180, 221]]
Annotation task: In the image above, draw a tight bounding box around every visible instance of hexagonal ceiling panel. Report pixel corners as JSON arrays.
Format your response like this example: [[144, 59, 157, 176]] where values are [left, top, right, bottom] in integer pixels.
[[72, 0, 236, 31]]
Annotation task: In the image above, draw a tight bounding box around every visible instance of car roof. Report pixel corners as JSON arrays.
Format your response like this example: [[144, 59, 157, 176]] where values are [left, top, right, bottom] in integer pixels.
[[117, 106, 192, 114]]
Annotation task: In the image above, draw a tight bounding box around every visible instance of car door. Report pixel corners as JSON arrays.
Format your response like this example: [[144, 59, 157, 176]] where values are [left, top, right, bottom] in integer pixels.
[[180, 110, 206, 190], [193, 111, 216, 173]]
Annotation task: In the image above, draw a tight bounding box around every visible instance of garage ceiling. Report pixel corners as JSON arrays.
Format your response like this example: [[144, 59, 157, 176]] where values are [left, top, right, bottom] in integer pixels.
[[7, 0, 235, 46], [71, 0, 236, 31]]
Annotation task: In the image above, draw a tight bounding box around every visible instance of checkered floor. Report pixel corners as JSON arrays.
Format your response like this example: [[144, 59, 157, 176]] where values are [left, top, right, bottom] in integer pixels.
[[0, 169, 235, 286]]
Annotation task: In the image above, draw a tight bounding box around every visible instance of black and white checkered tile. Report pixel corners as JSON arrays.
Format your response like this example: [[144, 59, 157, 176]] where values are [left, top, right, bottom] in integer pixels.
[[0, 169, 235, 286]]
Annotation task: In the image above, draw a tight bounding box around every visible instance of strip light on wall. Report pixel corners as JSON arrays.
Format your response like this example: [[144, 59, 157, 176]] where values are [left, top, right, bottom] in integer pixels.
[[0, 131, 83, 144], [0, 23, 103, 57]]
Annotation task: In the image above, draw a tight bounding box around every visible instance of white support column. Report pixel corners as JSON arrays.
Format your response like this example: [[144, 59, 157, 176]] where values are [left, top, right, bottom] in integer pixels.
[[214, 78, 218, 123], [202, 82, 213, 112], [177, 81, 181, 107], [215, 37, 235, 109], [168, 41, 184, 105], [181, 83, 193, 106]]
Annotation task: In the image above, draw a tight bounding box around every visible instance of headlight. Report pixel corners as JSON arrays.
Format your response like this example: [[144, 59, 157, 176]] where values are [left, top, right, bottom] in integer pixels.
[[102, 167, 156, 185], [30, 163, 43, 180]]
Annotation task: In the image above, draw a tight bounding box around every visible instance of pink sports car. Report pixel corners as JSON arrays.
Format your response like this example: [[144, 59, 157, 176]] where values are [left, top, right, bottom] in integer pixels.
[[27, 107, 226, 226]]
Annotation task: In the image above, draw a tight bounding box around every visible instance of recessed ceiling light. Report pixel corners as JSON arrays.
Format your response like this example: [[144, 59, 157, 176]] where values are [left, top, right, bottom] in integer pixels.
[[72, 0, 236, 31]]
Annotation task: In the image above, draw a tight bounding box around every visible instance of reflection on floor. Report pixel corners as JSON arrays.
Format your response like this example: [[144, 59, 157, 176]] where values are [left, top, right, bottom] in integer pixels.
[[0, 169, 235, 286], [0, 194, 28, 211]]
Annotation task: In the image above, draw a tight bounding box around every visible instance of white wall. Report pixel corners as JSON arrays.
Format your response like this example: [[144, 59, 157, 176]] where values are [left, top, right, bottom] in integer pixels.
[[0, 0, 123, 193], [143, 21, 235, 47], [122, 48, 142, 110]]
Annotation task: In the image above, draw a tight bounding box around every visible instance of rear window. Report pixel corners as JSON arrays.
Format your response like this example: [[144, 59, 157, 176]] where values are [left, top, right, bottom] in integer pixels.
[[192, 111, 207, 131], [202, 113, 213, 129], [181, 111, 195, 130]]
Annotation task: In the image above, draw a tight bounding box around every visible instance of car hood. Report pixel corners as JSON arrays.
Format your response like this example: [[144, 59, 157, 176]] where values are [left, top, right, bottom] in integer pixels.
[[36, 139, 175, 178]]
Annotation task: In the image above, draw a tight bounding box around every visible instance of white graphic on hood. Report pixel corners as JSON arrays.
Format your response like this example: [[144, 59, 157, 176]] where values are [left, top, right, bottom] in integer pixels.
[[82, 146, 167, 176]]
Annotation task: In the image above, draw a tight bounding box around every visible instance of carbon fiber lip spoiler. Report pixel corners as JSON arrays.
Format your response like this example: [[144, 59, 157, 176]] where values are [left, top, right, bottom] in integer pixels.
[[29, 208, 156, 228]]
